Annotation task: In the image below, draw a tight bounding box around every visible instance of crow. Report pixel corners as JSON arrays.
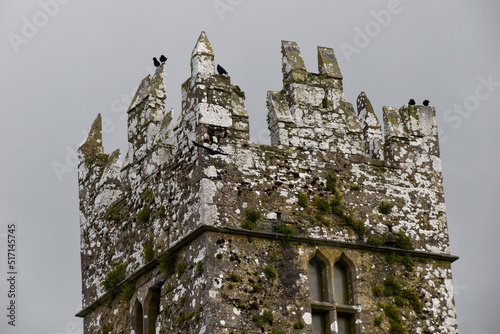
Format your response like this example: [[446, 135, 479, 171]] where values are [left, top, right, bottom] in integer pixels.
[[153, 57, 160, 67], [159, 55, 167, 63], [192, 141, 229, 156], [217, 64, 228, 76], [408, 99, 416, 105], [423, 100, 430, 106]]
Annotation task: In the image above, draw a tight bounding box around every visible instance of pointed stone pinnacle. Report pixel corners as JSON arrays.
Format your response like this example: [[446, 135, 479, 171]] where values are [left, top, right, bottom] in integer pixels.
[[191, 31, 215, 79], [192, 31, 214, 57], [79, 114, 104, 161]]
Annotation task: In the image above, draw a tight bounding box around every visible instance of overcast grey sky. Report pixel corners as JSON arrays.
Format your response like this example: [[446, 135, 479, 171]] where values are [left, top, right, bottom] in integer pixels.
[[1, 1, 499, 333]]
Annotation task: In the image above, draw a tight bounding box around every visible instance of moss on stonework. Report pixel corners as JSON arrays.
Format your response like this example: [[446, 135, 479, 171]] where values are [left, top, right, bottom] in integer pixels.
[[301, 176, 366, 237], [374, 275, 423, 333], [232, 85, 246, 100], [252, 282, 263, 293], [106, 198, 125, 222], [275, 224, 294, 244], [297, 193, 308, 207], [242, 209, 261, 230], [350, 184, 360, 191], [195, 261, 203, 276], [227, 271, 242, 282], [142, 241, 155, 263], [158, 251, 177, 278], [176, 262, 186, 275], [378, 201, 394, 214], [383, 276, 402, 297], [143, 188, 154, 204], [293, 320, 305, 329], [385, 252, 414, 271], [394, 232, 414, 250], [373, 285, 383, 297], [101, 323, 114, 334], [158, 205, 166, 218], [264, 266, 277, 279], [254, 309, 274, 327], [121, 280, 136, 301], [313, 197, 330, 213], [102, 263, 127, 291], [325, 173, 337, 193], [368, 236, 385, 247], [137, 205, 151, 224], [107, 206, 120, 222]]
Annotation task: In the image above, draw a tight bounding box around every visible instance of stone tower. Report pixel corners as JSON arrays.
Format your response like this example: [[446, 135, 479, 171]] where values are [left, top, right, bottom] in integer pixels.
[[76, 32, 458, 334]]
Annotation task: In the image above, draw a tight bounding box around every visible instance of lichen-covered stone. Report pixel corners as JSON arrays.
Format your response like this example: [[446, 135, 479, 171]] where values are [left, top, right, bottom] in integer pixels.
[[77, 33, 458, 334]]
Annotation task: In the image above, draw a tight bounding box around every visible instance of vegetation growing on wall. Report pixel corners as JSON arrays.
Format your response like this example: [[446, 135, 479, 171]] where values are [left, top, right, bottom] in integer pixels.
[[158, 251, 177, 278], [373, 275, 423, 334], [102, 263, 127, 291], [142, 241, 155, 263], [242, 209, 261, 230]]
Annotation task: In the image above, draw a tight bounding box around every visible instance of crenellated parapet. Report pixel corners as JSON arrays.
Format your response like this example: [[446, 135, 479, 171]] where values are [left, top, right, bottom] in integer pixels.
[[77, 33, 457, 334]]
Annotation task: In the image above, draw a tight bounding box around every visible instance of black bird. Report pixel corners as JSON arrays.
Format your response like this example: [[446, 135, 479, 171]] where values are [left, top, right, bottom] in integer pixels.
[[153, 57, 160, 67], [408, 99, 416, 105], [192, 141, 229, 156], [217, 64, 228, 76], [423, 100, 430, 106], [159, 55, 167, 63]]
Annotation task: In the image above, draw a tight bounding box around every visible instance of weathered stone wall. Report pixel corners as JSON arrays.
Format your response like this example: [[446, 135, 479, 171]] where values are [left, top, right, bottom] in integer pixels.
[[77, 32, 458, 333]]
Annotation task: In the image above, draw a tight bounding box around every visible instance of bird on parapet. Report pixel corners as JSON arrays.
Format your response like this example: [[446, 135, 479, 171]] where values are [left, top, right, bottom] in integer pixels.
[[160, 55, 167, 63], [192, 141, 230, 156], [423, 100, 430, 106], [408, 99, 416, 105], [217, 64, 228, 76], [153, 57, 160, 67]]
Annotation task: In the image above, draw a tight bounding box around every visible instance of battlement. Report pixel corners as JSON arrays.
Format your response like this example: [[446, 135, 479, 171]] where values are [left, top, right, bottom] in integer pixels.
[[77, 32, 457, 334]]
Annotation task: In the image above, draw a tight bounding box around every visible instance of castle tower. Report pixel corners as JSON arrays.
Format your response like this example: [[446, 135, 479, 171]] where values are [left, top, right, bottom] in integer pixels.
[[77, 32, 458, 334]]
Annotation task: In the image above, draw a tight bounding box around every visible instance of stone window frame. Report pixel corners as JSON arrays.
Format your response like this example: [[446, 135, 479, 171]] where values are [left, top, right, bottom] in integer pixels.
[[308, 251, 360, 334], [131, 285, 161, 334], [131, 299, 143, 334]]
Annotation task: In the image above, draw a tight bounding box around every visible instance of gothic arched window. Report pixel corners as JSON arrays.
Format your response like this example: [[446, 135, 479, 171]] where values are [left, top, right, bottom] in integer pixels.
[[309, 254, 331, 334], [333, 258, 356, 334], [143, 287, 161, 334], [132, 300, 143, 334], [308, 253, 358, 334]]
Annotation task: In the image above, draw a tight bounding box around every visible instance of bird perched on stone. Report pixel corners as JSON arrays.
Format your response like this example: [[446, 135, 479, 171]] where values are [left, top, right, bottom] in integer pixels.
[[408, 99, 416, 105], [153, 57, 160, 67], [159, 55, 167, 63], [217, 64, 228, 76], [192, 141, 229, 156], [423, 100, 430, 106]]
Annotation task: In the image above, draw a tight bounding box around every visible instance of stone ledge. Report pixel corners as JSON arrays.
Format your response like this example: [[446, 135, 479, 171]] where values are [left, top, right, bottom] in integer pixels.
[[76, 224, 458, 318]]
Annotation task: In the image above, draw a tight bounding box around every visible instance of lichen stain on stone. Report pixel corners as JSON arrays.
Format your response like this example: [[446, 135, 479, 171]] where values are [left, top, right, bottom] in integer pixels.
[[77, 33, 458, 334]]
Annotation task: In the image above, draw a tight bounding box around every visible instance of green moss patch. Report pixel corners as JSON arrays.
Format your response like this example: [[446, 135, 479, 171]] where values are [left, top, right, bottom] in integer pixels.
[[378, 202, 394, 214], [242, 209, 261, 230], [158, 251, 177, 278], [102, 263, 126, 291], [142, 241, 155, 263]]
